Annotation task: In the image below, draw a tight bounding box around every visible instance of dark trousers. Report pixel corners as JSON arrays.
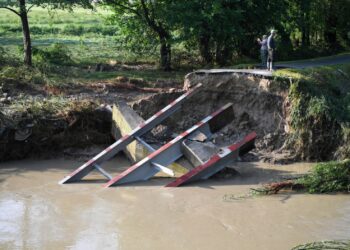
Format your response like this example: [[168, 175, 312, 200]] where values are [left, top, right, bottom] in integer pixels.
[[267, 49, 274, 70], [260, 50, 268, 69]]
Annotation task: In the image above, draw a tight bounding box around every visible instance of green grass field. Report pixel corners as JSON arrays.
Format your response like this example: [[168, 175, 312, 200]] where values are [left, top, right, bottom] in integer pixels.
[[0, 7, 187, 83], [0, 7, 158, 64]]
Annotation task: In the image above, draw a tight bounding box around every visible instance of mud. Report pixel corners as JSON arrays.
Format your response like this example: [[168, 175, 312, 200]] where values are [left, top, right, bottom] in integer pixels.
[[1, 72, 295, 163], [0, 158, 349, 250], [0, 76, 181, 162], [132, 73, 290, 162], [0, 105, 114, 162]]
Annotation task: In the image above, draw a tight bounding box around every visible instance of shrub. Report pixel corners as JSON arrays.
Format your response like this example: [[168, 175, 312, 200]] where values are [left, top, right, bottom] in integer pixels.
[[33, 43, 74, 67], [0, 65, 48, 85], [30, 26, 60, 35], [298, 160, 350, 193], [0, 46, 7, 66], [62, 25, 84, 36]]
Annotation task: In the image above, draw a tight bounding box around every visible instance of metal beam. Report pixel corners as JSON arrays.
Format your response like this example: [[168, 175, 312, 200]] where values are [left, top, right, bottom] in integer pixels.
[[94, 164, 113, 180], [166, 132, 257, 187], [59, 83, 202, 184], [104, 103, 234, 187], [151, 162, 174, 177]]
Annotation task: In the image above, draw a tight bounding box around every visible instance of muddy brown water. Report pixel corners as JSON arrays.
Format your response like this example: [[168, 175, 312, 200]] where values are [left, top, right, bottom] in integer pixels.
[[0, 158, 349, 250]]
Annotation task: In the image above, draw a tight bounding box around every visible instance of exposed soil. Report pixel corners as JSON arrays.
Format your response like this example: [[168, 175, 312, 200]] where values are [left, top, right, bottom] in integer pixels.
[[0, 103, 113, 161], [132, 72, 292, 163], [0, 71, 301, 163], [0, 69, 189, 161]]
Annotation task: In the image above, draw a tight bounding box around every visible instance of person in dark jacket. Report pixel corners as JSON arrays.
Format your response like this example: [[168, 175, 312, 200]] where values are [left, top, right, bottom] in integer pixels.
[[257, 35, 268, 69], [267, 30, 277, 71]]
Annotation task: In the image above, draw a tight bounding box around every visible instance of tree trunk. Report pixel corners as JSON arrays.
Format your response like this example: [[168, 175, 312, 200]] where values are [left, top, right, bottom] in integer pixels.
[[324, 0, 338, 50], [160, 39, 171, 71], [198, 22, 212, 64], [19, 0, 32, 66], [199, 34, 212, 64], [300, 1, 311, 47], [215, 41, 226, 66], [301, 25, 310, 47], [139, 0, 171, 71]]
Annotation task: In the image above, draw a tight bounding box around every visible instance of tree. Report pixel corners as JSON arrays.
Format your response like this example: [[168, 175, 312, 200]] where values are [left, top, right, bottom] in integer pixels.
[[0, 0, 92, 66], [101, 0, 173, 70], [323, 0, 350, 50], [167, 0, 243, 66]]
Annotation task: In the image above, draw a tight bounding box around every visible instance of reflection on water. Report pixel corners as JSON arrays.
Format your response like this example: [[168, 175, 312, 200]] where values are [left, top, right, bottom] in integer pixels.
[[0, 158, 349, 250], [0, 199, 25, 248]]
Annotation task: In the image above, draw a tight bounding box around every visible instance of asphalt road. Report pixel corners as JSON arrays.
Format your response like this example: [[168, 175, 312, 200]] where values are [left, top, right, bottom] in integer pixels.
[[276, 53, 350, 69], [194, 53, 350, 78]]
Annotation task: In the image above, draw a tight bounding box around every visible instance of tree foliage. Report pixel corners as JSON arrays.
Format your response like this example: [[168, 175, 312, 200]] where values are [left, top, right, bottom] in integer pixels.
[[1, 0, 350, 68], [99, 0, 173, 70], [101, 0, 349, 68]]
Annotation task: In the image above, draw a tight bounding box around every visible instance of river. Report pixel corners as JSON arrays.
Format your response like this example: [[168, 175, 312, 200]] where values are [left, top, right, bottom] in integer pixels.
[[0, 158, 349, 250]]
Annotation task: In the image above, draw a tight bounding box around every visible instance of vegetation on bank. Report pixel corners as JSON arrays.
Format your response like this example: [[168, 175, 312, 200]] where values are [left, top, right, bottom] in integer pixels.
[[291, 240, 350, 250], [252, 160, 350, 195], [275, 64, 350, 161], [298, 160, 350, 193], [0, 3, 349, 191]]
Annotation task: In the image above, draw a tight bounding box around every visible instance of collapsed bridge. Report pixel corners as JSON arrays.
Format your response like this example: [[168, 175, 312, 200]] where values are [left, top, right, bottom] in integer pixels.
[[60, 84, 256, 187]]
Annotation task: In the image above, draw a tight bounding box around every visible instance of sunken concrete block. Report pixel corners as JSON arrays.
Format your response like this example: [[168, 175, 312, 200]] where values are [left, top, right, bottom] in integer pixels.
[[112, 101, 191, 175], [112, 101, 146, 163], [182, 140, 219, 167]]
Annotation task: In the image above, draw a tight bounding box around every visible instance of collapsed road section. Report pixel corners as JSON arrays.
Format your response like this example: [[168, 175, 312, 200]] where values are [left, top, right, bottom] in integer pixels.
[[60, 82, 256, 187], [59, 84, 202, 184]]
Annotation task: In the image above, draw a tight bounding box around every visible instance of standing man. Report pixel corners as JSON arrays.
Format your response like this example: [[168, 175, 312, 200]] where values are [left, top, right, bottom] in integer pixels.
[[257, 35, 268, 69], [267, 30, 276, 71]]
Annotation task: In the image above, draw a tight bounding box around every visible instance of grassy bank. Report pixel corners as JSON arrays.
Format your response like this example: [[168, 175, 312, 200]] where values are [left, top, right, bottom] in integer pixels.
[[292, 240, 350, 250], [275, 64, 350, 161]]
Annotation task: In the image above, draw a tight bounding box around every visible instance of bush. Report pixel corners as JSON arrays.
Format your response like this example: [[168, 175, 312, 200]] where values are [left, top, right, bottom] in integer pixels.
[[30, 26, 60, 35], [0, 46, 7, 66], [85, 26, 116, 36], [0, 65, 48, 85], [33, 43, 74, 67], [0, 25, 22, 34], [298, 160, 350, 193], [62, 25, 84, 36]]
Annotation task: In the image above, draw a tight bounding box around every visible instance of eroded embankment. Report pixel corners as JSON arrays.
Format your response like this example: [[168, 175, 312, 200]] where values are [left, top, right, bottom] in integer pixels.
[[133, 67, 350, 162], [0, 102, 113, 161], [2, 67, 348, 163], [133, 72, 290, 162]]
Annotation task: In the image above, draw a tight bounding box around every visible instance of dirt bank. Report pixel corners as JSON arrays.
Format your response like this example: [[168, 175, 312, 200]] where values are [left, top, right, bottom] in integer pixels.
[[0, 159, 349, 250], [0, 103, 113, 161], [133, 72, 290, 163], [2, 67, 347, 163]]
